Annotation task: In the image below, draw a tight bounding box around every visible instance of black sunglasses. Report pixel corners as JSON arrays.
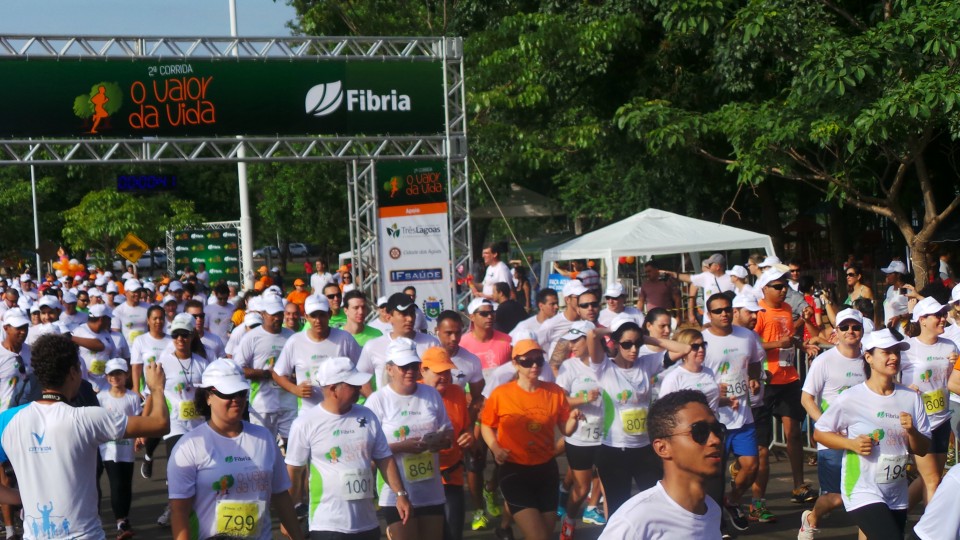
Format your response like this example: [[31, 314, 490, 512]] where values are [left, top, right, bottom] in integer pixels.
[[709, 307, 733, 314], [578, 301, 600, 309], [618, 340, 641, 350], [172, 331, 192, 340], [845, 273, 858, 277], [765, 283, 787, 290], [690, 343, 707, 351], [393, 362, 421, 372], [515, 355, 545, 368], [474, 310, 495, 318], [210, 388, 249, 401], [326, 293, 342, 299], [664, 420, 727, 445], [838, 324, 863, 332]]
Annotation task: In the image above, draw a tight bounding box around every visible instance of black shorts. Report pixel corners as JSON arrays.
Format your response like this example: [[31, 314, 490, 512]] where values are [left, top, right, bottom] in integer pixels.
[[564, 443, 599, 471], [499, 459, 559, 515], [764, 380, 806, 421], [930, 421, 952, 454], [464, 436, 488, 474], [310, 528, 380, 540], [752, 404, 773, 448], [381, 503, 445, 526]]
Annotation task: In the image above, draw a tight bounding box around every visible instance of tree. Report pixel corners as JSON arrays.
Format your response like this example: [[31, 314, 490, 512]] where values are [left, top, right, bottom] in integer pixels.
[[617, 0, 960, 282], [62, 189, 204, 264]]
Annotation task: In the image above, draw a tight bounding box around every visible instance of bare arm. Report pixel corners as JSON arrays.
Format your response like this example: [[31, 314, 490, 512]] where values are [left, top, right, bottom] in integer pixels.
[[287, 465, 305, 504], [271, 490, 304, 540], [948, 369, 960, 396], [587, 327, 611, 364], [643, 335, 692, 361], [560, 409, 581, 437], [481, 423, 509, 464], [124, 362, 170, 438], [170, 497, 194, 540], [72, 336, 104, 352], [375, 455, 411, 524], [272, 370, 311, 398], [800, 392, 823, 423]]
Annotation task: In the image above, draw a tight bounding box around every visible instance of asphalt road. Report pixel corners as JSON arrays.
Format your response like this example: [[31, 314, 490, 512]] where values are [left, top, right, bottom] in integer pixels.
[[68, 446, 924, 539]]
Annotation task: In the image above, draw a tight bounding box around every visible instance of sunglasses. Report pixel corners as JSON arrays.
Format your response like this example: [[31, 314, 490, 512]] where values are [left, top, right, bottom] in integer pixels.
[[765, 283, 787, 290], [515, 356, 545, 368], [790, 269, 800, 273], [845, 273, 858, 277], [192, 313, 205, 319], [172, 332, 192, 340], [618, 340, 641, 350], [210, 388, 249, 401], [326, 293, 342, 299], [474, 310, 495, 318], [837, 324, 863, 332], [709, 307, 733, 314], [664, 420, 727, 445], [690, 343, 707, 351], [393, 362, 421, 372], [578, 302, 600, 309]]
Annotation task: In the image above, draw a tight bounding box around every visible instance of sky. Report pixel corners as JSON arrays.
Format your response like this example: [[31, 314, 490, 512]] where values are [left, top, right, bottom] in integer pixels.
[[0, 0, 297, 37]]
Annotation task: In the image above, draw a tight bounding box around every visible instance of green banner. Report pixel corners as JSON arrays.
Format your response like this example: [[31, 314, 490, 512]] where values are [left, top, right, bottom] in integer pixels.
[[376, 160, 447, 208], [172, 228, 240, 283], [0, 59, 445, 137]]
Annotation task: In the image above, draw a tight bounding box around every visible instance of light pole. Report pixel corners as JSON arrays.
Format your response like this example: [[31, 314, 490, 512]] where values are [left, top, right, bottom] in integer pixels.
[[229, 0, 255, 290]]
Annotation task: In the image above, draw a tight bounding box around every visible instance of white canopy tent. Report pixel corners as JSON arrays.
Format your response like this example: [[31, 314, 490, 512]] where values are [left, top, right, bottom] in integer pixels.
[[541, 208, 776, 288]]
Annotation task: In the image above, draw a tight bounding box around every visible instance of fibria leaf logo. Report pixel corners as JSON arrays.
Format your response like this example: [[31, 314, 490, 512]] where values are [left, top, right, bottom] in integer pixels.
[[305, 81, 344, 117], [386, 223, 400, 238]]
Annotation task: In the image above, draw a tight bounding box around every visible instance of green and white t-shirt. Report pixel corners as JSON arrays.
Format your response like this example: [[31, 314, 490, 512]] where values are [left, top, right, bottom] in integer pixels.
[[556, 358, 604, 446], [285, 404, 391, 534], [145, 352, 209, 439], [802, 347, 865, 451], [658, 366, 720, 413], [233, 327, 296, 414], [594, 353, 664, 449], [702, 327, 764, 430], [815, 383, 930, 511], [901, 337, 957, 429], [273, 329, 362, 413]]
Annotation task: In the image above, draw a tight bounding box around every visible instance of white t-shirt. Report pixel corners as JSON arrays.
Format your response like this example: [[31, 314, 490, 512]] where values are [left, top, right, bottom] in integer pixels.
[[225, 325, 249, 357], [167, 422, 290, 540], [273, 329, 362, 413], [599, 481, 722, 540], [205, 302, 237, 343], [690, 272, 733, 323], [658, 366, 720, 413], [815, 382, 931, 511], [25, 323, 60, 346], [0, 402, 127, 540], [449, 347, 484, 390], [883, 286, 909, 325], [109, 331, 130, 361], [556, 359, 604, 446], [701, 326, 764, 430], [234, 327, 296, 414], [0, 345, 29, 412], [801, 346, 866, 450], [97, 390, 142, 462], [901, 336, 957, 429], [364, 384, 452, 508], [356, 332, 440, 391], [285, 404, 391, 533], [111, 301, 149, 345], [509, 315, 545, 342], [598, 306, 641, 328], [72, 324, 116, 393], [913, 462, 960, 540], [58, 310, 88, 332], [129, 333, 171, 366], [536, 312, 578, 361], [367, 317, 392, 335], [144, 352, 209, 439], [595, 353, 664, 448], [200, 332, 226, 360], [481, 360, 555, 398], [941, 324, 960, 404], [483, 261, 513, 297], [311, 272, 334, 294]]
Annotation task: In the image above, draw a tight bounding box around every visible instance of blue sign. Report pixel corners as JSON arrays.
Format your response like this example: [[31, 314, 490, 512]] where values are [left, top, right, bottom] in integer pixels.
[[390, 268, 443, 282], [117, 174, 177, 192], [547, 273, 570, 293]]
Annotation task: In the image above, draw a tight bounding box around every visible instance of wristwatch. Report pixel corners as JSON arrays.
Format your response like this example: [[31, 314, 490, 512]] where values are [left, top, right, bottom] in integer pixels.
[[396, 490, 409, 498]]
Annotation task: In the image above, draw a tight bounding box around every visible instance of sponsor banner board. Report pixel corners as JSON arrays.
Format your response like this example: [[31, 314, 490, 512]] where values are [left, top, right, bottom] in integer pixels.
[[171, 228, 240, 283], [0, 59, 444, 137], [377, 160, 451, 327]]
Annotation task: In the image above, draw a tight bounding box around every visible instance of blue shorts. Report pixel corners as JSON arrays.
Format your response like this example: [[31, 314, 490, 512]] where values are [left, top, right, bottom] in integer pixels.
[[818, 448, 844, 494], [723, 423, 758, 458]]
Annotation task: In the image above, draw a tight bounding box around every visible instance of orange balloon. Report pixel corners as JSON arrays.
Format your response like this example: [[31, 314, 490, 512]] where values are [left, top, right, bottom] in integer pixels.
[[625, 256, 636, 264]]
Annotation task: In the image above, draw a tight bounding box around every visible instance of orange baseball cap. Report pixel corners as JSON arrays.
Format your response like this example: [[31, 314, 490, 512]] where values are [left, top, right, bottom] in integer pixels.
[[512, 339, 543, 358], [258, 265, 268, 274], [420, 347, 457, 372], [293, 278, 306, 286]]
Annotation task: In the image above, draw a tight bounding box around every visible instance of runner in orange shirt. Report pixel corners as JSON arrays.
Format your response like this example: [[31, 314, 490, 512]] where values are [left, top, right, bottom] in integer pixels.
[[286, 279, 310, 315]]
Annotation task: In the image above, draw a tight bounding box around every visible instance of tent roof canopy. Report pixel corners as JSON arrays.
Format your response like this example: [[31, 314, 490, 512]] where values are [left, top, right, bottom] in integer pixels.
[[542, 208, 775, 262]]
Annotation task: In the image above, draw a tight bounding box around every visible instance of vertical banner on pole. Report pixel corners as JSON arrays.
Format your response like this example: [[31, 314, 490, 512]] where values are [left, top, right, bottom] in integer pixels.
[[377, 160, 452, 329]]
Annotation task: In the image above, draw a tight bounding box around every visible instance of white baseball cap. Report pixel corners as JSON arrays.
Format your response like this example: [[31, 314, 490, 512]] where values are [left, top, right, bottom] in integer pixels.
[[38, 296, 61, 310], [881, 261, 907, 274], [88, 288, 103, 298], [726, 265, 748, 279], [29, 305, 39, 314], [951, 283, 960, 304], [94, 276, 107, 287], [105, 281, 119, 294], [88, 304, 110, 318], [162, 294, 177, 305], [610, 312, 643, 333], [124, 279, 141, 292], [861, 328, 910, 351], [912, 297, 948, 322], [62, 291, 77, 304], [755, 268, 790, 290], [244, 312, 263, 328], [105, 358, 128, 374], [168, 280, 184, 292], [200, 358, 251, 394], [304, 295, 330, 315], [758, 255, 782, 269], [315, 356, 371, 387], [376, 296, 389, 308], [19, 273, 31, 283], [732, 294, 764, 312], [170, 313, 196, 334], [121, 272, 133, 281], [260, 297, 285, 315], [562, 280, 588, 298], [835, 308, 864, 326], [510, 329, 538, 345], [144, 282, 156, 292], [387, 337, 420, 366], [604, 282, 625, 298], [467, 298, 498, 315], [2, 309, 28, 328], [562, 320, 595, 341]]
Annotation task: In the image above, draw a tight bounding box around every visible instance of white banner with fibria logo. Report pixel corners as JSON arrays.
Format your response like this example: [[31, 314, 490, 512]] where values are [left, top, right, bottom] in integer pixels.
[[377, 161, 452, 329]]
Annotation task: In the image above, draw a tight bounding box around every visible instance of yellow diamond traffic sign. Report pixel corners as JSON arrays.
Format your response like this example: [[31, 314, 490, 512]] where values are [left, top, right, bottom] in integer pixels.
[[116, 233, 149, 264]]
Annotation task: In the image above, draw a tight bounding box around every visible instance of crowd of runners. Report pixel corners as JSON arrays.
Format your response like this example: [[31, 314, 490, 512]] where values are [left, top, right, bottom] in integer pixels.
[[0, 244, 957, 539]]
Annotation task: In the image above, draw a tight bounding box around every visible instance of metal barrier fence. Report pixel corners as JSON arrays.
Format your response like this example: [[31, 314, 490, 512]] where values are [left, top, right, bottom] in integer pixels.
[[769, 346, 819, 454]]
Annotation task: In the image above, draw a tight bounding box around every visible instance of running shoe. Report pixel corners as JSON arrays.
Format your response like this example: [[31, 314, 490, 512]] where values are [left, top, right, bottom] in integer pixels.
[[798, 509, 819, 540], [494, 526, 515, 540], [560, 516, 575, 540], [483, 488, 502, 517], [156, 506, 171, 527], [471, 509, 490, 531], [116, 519, 135, 540], [294, 502, 308, 521], [140, 458, 153, 479], [557, 487, 569, 518], [790, 484, 817, 504], [748, 499, 777, 523], [557, 505, 567, 519], [582, 507, 606, 526], [724, 501, 749, 531]]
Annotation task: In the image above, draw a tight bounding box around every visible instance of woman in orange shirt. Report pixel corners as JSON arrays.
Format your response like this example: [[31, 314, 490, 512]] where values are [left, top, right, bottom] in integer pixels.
[[420, 347, 474, 540], [480, 340, 581, 540]]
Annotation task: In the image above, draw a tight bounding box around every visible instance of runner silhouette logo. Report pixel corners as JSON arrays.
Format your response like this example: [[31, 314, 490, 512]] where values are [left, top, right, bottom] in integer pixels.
[[305, 81, 344, 117]]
